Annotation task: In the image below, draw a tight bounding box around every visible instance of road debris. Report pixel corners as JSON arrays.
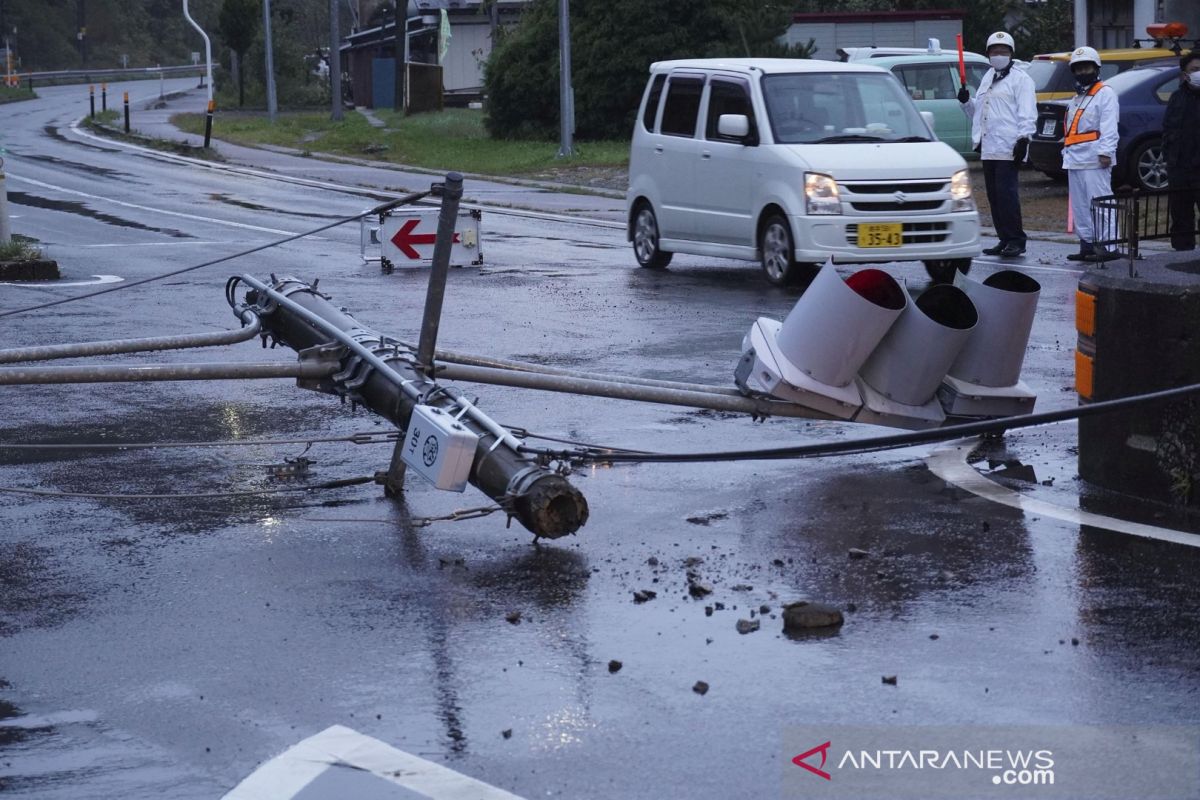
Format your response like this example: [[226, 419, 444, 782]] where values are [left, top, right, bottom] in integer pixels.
[[782, 601, 844, 633], [736, 619, 760, 635], [692, 681, 709, 696]]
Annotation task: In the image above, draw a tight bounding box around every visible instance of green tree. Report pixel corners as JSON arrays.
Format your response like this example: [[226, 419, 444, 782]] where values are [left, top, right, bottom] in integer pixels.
[[484, 0, 805, 142], [1013, 0, 1074, 59], [219, 0, 260, 106]]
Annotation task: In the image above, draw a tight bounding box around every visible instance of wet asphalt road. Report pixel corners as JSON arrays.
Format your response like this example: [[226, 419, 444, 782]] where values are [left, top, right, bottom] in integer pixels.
[[1, 81, 1199, 799]]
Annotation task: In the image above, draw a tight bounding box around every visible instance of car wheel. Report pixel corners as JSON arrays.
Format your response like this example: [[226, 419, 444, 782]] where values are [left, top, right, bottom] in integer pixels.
[[923, 258, 972, 284], [1130, 138, 1168, 191], [760, 215, 804, 286], [632, 203, 672, 269]]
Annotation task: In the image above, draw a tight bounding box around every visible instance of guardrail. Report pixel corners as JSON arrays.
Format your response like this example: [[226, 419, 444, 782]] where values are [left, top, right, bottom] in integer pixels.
[[6, 64, 206, 88]]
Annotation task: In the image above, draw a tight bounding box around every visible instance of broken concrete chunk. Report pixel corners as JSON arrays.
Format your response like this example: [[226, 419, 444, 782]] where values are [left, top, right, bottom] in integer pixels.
[[505, 611, 522, 625], [633, 590, 657, 604], [848, 548, 870, 560], [608, 660, 623, 673], [782, 601, 844, 632], [736, 619, 760, 635], [882, 675, 898, 685], [692, 681, 709, 696]]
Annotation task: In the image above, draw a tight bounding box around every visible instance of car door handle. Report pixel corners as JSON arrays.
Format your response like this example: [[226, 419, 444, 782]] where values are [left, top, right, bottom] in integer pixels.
[[701, 151, 711, 159], [654, 145, 664, 153]]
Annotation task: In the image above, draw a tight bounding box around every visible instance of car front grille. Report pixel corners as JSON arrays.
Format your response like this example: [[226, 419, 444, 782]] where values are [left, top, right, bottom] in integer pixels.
[[838, 180, 952, 216]]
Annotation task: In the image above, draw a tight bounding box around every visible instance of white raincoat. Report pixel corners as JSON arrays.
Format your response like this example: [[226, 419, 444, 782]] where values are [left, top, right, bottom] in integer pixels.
[[961, 62, 1037, 160], [1061, 82, 1120, 169]]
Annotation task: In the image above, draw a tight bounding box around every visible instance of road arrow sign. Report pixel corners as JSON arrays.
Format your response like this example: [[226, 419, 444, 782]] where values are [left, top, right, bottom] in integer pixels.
[[376, 208, 482, 270], [390, 218, 461, 260]]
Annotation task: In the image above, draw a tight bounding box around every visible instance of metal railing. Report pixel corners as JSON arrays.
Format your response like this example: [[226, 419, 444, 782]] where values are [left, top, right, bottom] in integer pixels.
[[1091, 188, 1190, 276], [6, 64, 205, 89]]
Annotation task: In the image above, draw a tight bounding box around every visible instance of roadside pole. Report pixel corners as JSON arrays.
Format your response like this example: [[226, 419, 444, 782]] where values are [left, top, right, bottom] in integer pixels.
[[329, 0, 343, 121], [181, 0, 215, 146], [264, 0, 278, 123], [556, 0, 574, 157], [0, 154, 11, 245]]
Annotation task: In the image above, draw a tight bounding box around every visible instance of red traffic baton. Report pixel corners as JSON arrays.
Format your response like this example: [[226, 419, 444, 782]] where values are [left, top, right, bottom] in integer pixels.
[[955, 33, 967, 87]]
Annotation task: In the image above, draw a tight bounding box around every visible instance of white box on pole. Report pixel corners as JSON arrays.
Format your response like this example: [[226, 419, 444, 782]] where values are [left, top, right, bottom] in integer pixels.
[[400, 405, 479, 492]]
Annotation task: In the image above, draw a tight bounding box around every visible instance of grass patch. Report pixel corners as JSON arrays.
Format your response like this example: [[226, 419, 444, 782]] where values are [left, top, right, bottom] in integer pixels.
[[0, 239, 43, 261], [0, 84, 36, 104], [171, 107, 629, 176]]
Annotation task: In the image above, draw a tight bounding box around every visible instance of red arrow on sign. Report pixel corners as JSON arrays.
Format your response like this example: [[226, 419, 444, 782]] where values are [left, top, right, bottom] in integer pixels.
[[390, 218, 461, 260]]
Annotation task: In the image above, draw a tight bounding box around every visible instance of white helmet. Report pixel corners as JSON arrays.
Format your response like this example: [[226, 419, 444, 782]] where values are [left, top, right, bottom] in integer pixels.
[[1069, 46, 1102, 66], [986, 31, 1016, 51]]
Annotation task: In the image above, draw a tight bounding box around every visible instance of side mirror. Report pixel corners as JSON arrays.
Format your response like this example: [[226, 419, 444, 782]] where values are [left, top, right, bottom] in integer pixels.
[[920, 110, 936, 135], [717, 113, 751, 140]]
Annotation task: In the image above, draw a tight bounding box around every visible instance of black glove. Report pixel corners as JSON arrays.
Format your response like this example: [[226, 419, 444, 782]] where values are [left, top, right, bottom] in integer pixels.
[[957, 85, 970, 104], [1013, 137, 1029, 162]]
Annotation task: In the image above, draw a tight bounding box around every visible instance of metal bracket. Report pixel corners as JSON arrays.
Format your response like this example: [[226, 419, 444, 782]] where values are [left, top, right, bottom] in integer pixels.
[[296, 343, 347, 395]]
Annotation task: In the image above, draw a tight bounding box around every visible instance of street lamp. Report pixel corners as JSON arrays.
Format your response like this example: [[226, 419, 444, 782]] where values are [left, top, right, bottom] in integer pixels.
[[181, 0, 215, 147]]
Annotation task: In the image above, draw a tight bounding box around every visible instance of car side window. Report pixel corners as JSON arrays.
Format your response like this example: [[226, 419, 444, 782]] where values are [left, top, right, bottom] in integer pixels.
[[1155, 76, 1179, 102], [895, 63, 957, 100], [964, 63, 988, 92], [642, 74, 666, 132], [660, 75, 705, 138], [705, 78, 754, 141]]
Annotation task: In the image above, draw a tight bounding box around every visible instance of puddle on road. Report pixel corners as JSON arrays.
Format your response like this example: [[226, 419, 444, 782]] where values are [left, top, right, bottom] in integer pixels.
[[208, 192, 345, 221], [7, 192, 193, 239]]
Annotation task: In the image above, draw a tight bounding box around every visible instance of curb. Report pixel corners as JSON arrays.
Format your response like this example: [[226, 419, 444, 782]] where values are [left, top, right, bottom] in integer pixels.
[[0, 259, 60, 281]]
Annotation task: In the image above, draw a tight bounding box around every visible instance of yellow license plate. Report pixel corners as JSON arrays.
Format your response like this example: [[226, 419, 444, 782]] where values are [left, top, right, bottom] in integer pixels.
[[857, 223, 903, 248]]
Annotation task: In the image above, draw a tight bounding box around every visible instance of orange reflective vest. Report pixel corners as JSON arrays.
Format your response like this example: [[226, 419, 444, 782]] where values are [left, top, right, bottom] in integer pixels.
[[1063, 82, 1104, 147]]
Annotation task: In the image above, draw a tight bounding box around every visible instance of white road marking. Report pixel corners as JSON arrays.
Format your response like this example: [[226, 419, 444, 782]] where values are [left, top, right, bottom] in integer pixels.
[[69, 241, 226, 248], [1, 274, 123, 288], [222, 724, 526, 800], [6, 173, 302, 236], [971, 257, 1085, 274], [927, 439, 1200, 548]]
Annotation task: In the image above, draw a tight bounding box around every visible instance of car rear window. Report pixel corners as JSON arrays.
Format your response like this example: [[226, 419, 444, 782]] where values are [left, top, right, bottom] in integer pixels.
[[660, 75, 705, 137]]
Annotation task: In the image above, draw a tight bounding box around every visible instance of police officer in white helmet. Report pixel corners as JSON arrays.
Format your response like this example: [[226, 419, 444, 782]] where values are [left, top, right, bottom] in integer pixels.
[[958, 31, 1037, 258], [1062, 47, 1121, 262]]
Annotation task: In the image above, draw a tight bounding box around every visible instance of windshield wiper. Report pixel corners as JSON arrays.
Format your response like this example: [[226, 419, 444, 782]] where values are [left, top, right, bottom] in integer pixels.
[[809, 134, 886, 143], [894, 136, 932, 142]]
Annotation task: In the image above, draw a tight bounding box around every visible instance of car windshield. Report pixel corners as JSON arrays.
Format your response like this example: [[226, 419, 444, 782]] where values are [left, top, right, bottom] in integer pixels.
[[1026, 59, 1064, 92], [761, 72, 931, 144]]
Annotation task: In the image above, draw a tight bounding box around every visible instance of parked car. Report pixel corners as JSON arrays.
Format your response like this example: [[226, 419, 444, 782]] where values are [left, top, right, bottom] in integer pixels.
[[836, 41, 982, 62], [626, 58, 980, 286], [1026, 47, 1176, 100], [1028, 62, 1179, 190], [861, 52, 991, 158]]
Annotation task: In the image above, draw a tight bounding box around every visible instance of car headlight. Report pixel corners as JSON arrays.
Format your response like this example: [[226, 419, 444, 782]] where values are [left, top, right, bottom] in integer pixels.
[[950, 169, 974, 211], [804, 172, 841, 215]]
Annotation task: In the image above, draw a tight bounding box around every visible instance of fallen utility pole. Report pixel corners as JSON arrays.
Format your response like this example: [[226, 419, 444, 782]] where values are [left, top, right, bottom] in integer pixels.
[[236, 273, 589, 539], [0, 361, 334, 385]]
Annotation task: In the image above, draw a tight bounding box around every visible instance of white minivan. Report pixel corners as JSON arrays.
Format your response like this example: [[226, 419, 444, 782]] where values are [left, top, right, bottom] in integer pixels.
[[626, 58, 981, 285]]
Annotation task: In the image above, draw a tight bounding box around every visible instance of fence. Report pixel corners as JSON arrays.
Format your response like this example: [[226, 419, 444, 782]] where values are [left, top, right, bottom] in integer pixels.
[[1091, 189, 1192, 275]]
